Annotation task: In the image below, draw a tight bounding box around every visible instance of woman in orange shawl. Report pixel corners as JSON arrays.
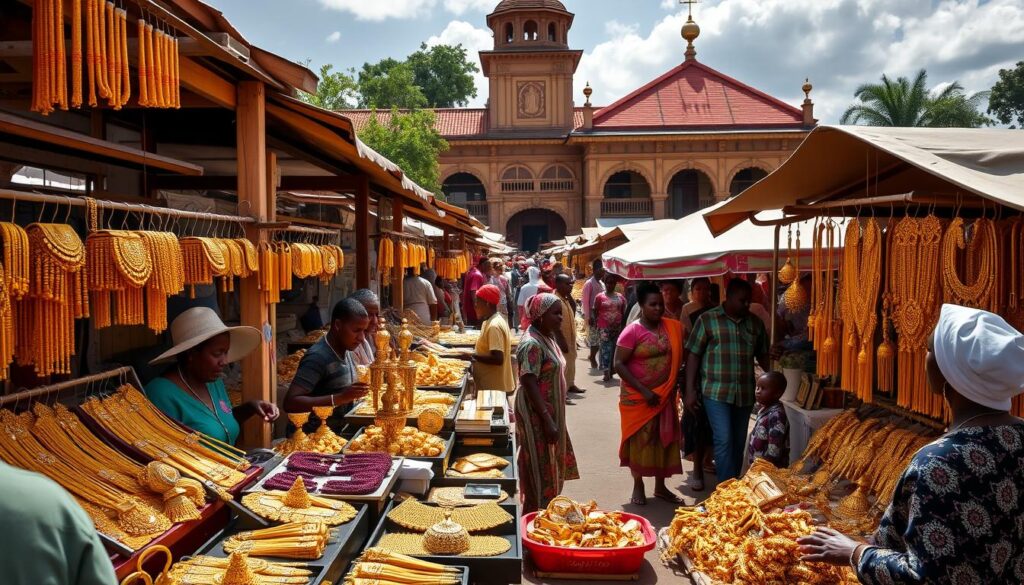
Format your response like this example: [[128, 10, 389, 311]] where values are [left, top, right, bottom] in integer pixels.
[[614, 282, 685, 505]]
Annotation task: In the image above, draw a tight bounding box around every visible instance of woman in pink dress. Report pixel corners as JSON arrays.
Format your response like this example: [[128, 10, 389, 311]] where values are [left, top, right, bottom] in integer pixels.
[[594, 273, 626, 382]]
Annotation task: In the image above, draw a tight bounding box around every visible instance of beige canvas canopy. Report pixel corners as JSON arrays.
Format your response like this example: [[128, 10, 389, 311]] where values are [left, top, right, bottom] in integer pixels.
[[705, 126, 1024, 236]]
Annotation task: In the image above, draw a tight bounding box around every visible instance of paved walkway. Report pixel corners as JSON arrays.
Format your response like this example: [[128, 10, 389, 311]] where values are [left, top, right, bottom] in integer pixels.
[[521, 352, 719, 584]]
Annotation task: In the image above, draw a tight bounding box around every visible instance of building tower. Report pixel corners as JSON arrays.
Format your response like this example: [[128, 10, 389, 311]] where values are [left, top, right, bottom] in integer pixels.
[[481, 0, 584, 135]]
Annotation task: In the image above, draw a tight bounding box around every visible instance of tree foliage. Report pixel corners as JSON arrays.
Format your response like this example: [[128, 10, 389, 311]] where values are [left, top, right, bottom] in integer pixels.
[[988, 61, 1024, 128], [357, 61, 428, 110], [360, 109, 449, 194], [407, 43, 479, 108], [299, 63, 358, 110], [840, 69, 990, 128]]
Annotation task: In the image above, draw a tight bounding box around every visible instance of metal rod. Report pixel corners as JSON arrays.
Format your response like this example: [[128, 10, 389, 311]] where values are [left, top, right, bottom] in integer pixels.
[[0, 189, 256, 224], [770, 223, 780, 347], [0, 366, 136, 406]]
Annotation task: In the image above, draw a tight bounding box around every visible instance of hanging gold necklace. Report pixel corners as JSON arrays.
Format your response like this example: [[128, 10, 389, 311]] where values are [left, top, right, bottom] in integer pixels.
[[942, 217, 997, 311]]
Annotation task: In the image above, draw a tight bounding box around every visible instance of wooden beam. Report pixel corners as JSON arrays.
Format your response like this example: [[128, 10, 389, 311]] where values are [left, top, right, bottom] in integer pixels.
[[392, 198, 405, 311], [152, 174, 367, 192], [235, 81, 271, 449], [355, 175, 370, 289], [179, 57, 237, 110], [0, 111, 203, 175]]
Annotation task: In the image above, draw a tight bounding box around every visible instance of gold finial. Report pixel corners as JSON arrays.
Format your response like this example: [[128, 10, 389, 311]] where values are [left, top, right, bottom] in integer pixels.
[[680, 0, 700, 61], [802, 78, 813, 100], [283, 476, 312, 509], [374, 317, 391, 357]]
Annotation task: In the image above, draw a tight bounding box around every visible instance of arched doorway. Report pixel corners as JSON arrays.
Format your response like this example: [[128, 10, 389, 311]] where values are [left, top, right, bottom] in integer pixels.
[[668, 169, 714, 219], [506, 209, 567, 253], [729, 167, 769, 197]]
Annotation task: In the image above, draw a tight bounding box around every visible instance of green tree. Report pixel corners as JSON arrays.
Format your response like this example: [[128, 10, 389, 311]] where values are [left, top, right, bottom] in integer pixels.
[[407, 43, 479, 107], [357, 62, 428, 109], [360, 109, 449, 193], [840, 69, 990, 127], [988, 61, 1024, 128], [298, 63, 359, 110]]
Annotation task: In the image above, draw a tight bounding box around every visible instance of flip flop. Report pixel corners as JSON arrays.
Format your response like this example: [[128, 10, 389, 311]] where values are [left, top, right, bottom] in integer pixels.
[[653, 491, 686, 505], [689, 479, 705, 492], [568, 387, 586, 394], [629, 494, 647, 506]]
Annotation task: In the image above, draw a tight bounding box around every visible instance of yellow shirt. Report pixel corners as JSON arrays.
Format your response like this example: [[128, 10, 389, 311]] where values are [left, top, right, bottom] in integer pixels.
[[473, 312, 515, 393]]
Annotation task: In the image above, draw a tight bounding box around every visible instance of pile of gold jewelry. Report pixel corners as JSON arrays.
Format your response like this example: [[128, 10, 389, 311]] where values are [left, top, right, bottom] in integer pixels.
[[446, 453, 508, 479], [388, 498, 512, 532], [378, 504, 512, 558], [351, 390, 456, 417], [223, 522, 331, 560], [436, 330, 480, 347], [663, 478, 857, 585], [527, 497, 645, 548], [347, 548, 463, 585], [412, 353, 468, 387], [168, 552, 313, 585], [276, 412, 313, 456], [275, 407, 347, 455], [347, 425, 445, 457], [81, 384, 250, 491], [241, 476, 356, 526], [0, 408, 173, 549], [427, 486, 510, 507], [278, 349, 306, 385]]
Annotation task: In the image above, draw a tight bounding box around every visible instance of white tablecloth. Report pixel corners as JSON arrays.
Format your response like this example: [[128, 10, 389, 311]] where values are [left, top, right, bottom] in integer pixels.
[[782, 399, 845, 465]]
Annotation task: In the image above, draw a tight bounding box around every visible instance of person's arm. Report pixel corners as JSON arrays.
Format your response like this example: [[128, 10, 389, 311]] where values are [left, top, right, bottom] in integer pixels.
[[613, 335, 658, 407], [284, 354, 366, 412], [754, 318, 771, 371], [683, 317, 708, 412]]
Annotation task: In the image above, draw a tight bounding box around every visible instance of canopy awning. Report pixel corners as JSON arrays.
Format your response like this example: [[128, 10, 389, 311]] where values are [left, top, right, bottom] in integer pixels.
[[705, 125, 1024, 236], [604, 202, 834, 280]]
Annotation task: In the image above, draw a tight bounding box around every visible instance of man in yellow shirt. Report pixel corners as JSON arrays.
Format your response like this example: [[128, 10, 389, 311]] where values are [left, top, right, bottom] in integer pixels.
[[555, 273, 584, 396], [462, 284, 515, 393]]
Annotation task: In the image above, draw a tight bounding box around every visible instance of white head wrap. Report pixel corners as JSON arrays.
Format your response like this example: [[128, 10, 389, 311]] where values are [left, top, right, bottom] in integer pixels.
[[932, 303, 1024, 411], [525, 258, 536, 267]]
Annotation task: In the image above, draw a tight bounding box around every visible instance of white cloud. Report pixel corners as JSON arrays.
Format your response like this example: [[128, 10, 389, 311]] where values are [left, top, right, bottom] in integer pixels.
[[427, 20, 494, 107], [325, 31, 342, 43], [573, 0, 1024, 123], [317, 0, 436, 21], [443, 0, 496, 15]]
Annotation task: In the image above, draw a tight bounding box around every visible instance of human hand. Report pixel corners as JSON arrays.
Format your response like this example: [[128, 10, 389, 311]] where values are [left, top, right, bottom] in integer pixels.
[[343, 384, 370, 403], [543, 418, 560, 443], [684, 390, 699, 413], [644, 391, 660, 407], [797, 527, 861, 566], [252, 400, 280, 422]]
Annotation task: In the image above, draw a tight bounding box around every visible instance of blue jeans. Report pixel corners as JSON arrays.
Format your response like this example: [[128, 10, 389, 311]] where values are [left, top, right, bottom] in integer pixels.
[[703, 397, 753, 483]]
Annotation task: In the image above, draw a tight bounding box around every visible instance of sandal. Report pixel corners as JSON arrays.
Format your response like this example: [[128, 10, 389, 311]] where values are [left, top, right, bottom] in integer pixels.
[[653, 490, 686, 505], [629, 494, 647, 506]]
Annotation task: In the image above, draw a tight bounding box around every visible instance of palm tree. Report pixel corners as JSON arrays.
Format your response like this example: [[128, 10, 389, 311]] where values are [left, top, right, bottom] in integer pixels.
[[840, 69, 990, 127]]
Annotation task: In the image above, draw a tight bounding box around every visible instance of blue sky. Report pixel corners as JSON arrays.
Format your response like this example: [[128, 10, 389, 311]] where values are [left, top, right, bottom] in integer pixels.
[[208, 0, 1024, 123]]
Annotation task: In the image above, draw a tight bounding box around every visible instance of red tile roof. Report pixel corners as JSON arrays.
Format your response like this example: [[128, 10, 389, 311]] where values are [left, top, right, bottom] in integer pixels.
[[591, 60, 805, 131], [343, 108, 488, 138]]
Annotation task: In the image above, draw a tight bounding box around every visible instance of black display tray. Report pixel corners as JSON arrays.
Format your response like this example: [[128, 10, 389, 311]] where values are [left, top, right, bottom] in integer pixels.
[[367, 497, 523, 585], [342, 385, 465, 431], [434, 439, 518, 496], [344, 428, 455, 477], [196, 502, 370, 584]]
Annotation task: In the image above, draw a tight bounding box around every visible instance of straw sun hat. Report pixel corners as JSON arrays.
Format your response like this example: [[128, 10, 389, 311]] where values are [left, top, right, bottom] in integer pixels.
[[149, 307, 261, 365]]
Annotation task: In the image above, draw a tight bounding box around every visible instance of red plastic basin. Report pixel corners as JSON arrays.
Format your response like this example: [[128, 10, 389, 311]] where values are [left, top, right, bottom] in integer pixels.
[[521, 511, 656, 575]]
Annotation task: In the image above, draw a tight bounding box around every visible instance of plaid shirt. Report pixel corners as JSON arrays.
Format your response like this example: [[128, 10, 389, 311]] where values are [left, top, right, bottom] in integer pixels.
[[684, 304, 768, 407]]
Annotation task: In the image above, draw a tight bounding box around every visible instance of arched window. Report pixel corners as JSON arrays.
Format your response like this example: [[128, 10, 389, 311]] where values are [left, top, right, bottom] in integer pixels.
[[539, 165, 575, 191], [547, 22, 557, 42], [442, 172, 487, 204], [729, 167, 769, 197], [524, 20, 538, 41], [603, 171, 651, 199], [505, 23, 514, 44], [668, 169, 715, 219], [500, 166, 534, 193]]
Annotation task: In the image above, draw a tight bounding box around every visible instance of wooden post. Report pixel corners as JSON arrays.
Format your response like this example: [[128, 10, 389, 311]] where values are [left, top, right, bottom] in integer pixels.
[[236, 80, 271, 449], [392, 198, 405, 311], [355, 176, 370, 289], [442, 228, 450, 253]]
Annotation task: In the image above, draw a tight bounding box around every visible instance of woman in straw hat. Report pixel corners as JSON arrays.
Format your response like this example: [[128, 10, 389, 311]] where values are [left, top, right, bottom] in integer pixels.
[[146, 307, 279, 445], [799, 304, 1024, 583]]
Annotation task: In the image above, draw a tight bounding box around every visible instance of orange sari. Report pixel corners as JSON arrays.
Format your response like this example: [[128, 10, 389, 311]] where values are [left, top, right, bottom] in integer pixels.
[[618, 318, 684, 452]]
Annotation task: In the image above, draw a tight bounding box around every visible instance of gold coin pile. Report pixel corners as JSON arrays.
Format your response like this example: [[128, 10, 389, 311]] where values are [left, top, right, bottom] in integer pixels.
[[347, 426, 445, 457]]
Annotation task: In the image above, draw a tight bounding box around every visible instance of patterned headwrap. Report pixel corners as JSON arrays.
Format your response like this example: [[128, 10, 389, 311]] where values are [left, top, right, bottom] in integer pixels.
[[525, 292, 560, 323], [475, 284, 501, 306]]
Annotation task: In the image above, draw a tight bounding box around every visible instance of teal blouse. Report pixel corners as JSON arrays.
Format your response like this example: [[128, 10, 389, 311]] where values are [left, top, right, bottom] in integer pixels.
[[144, 377, 240, 445]]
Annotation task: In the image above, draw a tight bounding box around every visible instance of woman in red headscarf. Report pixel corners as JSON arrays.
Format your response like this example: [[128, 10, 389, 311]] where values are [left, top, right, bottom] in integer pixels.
[[461, 284, 515, 393]]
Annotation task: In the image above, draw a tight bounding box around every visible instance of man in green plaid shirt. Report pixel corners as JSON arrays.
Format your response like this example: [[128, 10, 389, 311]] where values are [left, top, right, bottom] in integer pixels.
[[684, 278, 770, 482]]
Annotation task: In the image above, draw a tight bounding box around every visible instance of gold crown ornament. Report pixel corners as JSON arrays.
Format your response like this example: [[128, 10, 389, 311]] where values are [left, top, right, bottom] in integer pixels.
[[423, 508, 470, 555]]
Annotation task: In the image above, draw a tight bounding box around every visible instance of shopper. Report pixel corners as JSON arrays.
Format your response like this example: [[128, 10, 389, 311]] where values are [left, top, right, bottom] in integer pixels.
[[681, 295, 716, 492], [516, 266, 542, 330], [746, 371, 790, 468], [300, 295, 324, 333], [684, 278, 770, 482], [594, 273, 626, 382], [682, 277, 713, 323], [799, 304, 1024, 584], [660, 280, 686, 322], [0, 461, 118, 585], [462, 257, 491, 327], [582, 259, 606, 369], [422, 268, 445, 321], [614, 283, 685, 505], [515, 293, 579, 512], [461, 284, 515, 393], [403, 267, 437, 324], [146, 307, 279, 445], [489, 258, 513, 323], [554, 273, 584, 395], [284, 299, 370, 415], [348, 289, 381, 367]]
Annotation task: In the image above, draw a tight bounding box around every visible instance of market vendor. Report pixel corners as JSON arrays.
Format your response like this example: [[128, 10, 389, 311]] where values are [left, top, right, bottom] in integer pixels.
[[798, 304, 1024, 583], [348, 288, 381, 366], [146, 307, 280, 445], [284, 298, 370, 414], [458, 284, 514, 393]]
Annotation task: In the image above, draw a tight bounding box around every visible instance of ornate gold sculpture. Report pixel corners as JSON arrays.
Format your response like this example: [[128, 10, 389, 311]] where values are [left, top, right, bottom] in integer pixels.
[[369, 318, 418, 450]]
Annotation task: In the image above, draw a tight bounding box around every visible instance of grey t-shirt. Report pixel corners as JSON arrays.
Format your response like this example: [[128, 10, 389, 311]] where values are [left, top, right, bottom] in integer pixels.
[[292, 337, 357, 397]]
